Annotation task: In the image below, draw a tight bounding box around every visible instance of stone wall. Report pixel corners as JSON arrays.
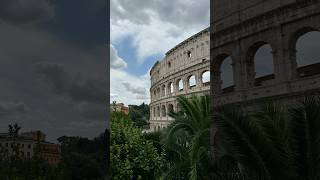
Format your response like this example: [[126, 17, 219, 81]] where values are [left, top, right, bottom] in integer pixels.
[[210, 0, 320, 163], [149, 28, 210, 131]]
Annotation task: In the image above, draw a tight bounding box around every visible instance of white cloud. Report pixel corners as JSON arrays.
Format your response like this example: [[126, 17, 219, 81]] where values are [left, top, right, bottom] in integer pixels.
[[110, 44, 127, 69], [110, 0, 209, 63], [110, 0, 209, 105], [110, 67, 150, 105]]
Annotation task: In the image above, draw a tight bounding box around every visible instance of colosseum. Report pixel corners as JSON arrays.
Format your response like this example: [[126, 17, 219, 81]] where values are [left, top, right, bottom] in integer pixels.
[[210, 0, 320, 156], [149, 28, 210, 131]]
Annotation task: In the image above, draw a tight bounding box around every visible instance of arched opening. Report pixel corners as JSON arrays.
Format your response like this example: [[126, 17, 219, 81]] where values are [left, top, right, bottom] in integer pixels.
[[252, 43, 275, 86], [161, 105, 166, 117], [157, 106, 160, 117], [168, 104, 174, 114], [153, 107, 156, 117], [161, 84, 166, 96], [177, 79, 184, 91], [157, 88, 160, 98], [220, 56, 234, 92], [295, 30, 320, 77], [187, 51, 192, 58], [188, 75, 196, 89], [202, 71, 210, 86], [167, 82, 173, 94]]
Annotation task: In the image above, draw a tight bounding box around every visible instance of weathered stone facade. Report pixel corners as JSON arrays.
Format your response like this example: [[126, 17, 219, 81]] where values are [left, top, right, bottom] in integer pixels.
[[210, 0, 320, 158], [211, 0, 320, 107], [149, 29, 210, 131]]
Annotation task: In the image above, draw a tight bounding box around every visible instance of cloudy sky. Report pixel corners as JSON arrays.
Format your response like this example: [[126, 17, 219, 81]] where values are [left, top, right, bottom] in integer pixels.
[[110, 0, 210, 105], [0, 0, 107, 141]]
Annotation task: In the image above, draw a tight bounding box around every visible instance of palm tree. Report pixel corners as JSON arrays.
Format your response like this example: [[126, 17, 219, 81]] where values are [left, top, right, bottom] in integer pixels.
[[289, 96, 320, 180], [213, 96, 320, 180], [161, 95, 211, 180]]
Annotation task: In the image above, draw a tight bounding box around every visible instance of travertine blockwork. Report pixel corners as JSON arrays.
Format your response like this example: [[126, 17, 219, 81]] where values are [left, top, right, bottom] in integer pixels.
[[211, 0, 320, 158], [149, 29, 210, 131]]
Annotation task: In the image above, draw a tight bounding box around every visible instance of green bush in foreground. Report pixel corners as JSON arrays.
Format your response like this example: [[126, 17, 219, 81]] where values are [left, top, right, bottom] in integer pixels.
[[110, 112, 166, 179]]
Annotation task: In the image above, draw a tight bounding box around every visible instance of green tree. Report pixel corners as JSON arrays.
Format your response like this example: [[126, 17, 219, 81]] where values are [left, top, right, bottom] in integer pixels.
[[161, 95, 211, 180], [111, 111, 165, 179], [8, 123, 21, 139], [213, 96, 320, 180], [57, 131, 109, 180], [128, 103, 149, 128]]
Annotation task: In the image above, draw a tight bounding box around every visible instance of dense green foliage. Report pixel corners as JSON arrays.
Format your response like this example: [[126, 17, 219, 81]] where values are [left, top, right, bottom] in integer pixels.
[[111, 111, 166, 179], [57, 131, 109, 180], [159, 95, 211, 180], [137, 96, 320, 180], [128, 103, 149, 128], [0, 155, 67, 180], [212, 96, 320, 180]]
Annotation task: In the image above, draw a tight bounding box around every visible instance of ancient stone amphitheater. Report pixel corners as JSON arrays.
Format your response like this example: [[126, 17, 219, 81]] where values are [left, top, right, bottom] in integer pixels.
[[210, 0, 320, 158], [211, 0, 320, 109], [149, 29, 210, 131]]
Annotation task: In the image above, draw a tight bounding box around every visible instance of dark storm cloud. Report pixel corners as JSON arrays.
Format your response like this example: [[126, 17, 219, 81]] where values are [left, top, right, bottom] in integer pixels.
[[0, 101, 30, 116], [33, 62, 69, 93], [0, 0, 54, 24], [111, 0, 209, 27], [76, 102, 106, 120], [0, 0, 108, 141], [33, 62, 107, 104]]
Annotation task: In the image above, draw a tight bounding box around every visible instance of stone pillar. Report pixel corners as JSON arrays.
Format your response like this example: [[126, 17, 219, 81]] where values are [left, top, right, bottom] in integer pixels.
[[276, 28, 298, 82], [197, 71, 203, 88], [235, 42, 254, 89], [211, 70, 222, 95], [184, 77, 188, 91]]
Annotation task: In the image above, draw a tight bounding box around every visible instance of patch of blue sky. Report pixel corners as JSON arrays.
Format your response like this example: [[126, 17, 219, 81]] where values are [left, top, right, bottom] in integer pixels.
[[114, 37, 164, 76]]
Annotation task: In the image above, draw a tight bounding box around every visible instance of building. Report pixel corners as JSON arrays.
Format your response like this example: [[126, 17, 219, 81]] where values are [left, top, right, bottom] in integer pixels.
[[149, 28, 210, 131], [111, 101, 129, 115], [210, 0, 320, 161], [0, 131, 61, 166]]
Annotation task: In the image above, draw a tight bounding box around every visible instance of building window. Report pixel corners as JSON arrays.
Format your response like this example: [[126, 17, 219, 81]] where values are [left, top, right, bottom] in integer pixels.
[[168, 62, 171, 68], [187, 51, 192, 58]]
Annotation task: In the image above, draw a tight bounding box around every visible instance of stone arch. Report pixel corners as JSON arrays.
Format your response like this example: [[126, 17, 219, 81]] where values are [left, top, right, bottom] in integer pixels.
[[168, 104, 174, 114], [157, 87, 160, 98], [153, 90, 156, 99], [201, 70, 210, 85], [291, 28, 320, 77], [247, 41, 275, 86], [161, 105, 166, 117], [161, 84, 166, 96], [153, 107, 156, 117], [157, 106, 160, 117], [177, 79, 184, 91], [167, 82, 174, 94], [188, 75, 196, 89], [213, 54, 234, 92]]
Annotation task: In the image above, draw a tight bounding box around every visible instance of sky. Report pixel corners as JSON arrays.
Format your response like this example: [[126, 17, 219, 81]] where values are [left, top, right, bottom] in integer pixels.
[[0, 0, 108, 141], [110, 0, 210, 105]]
